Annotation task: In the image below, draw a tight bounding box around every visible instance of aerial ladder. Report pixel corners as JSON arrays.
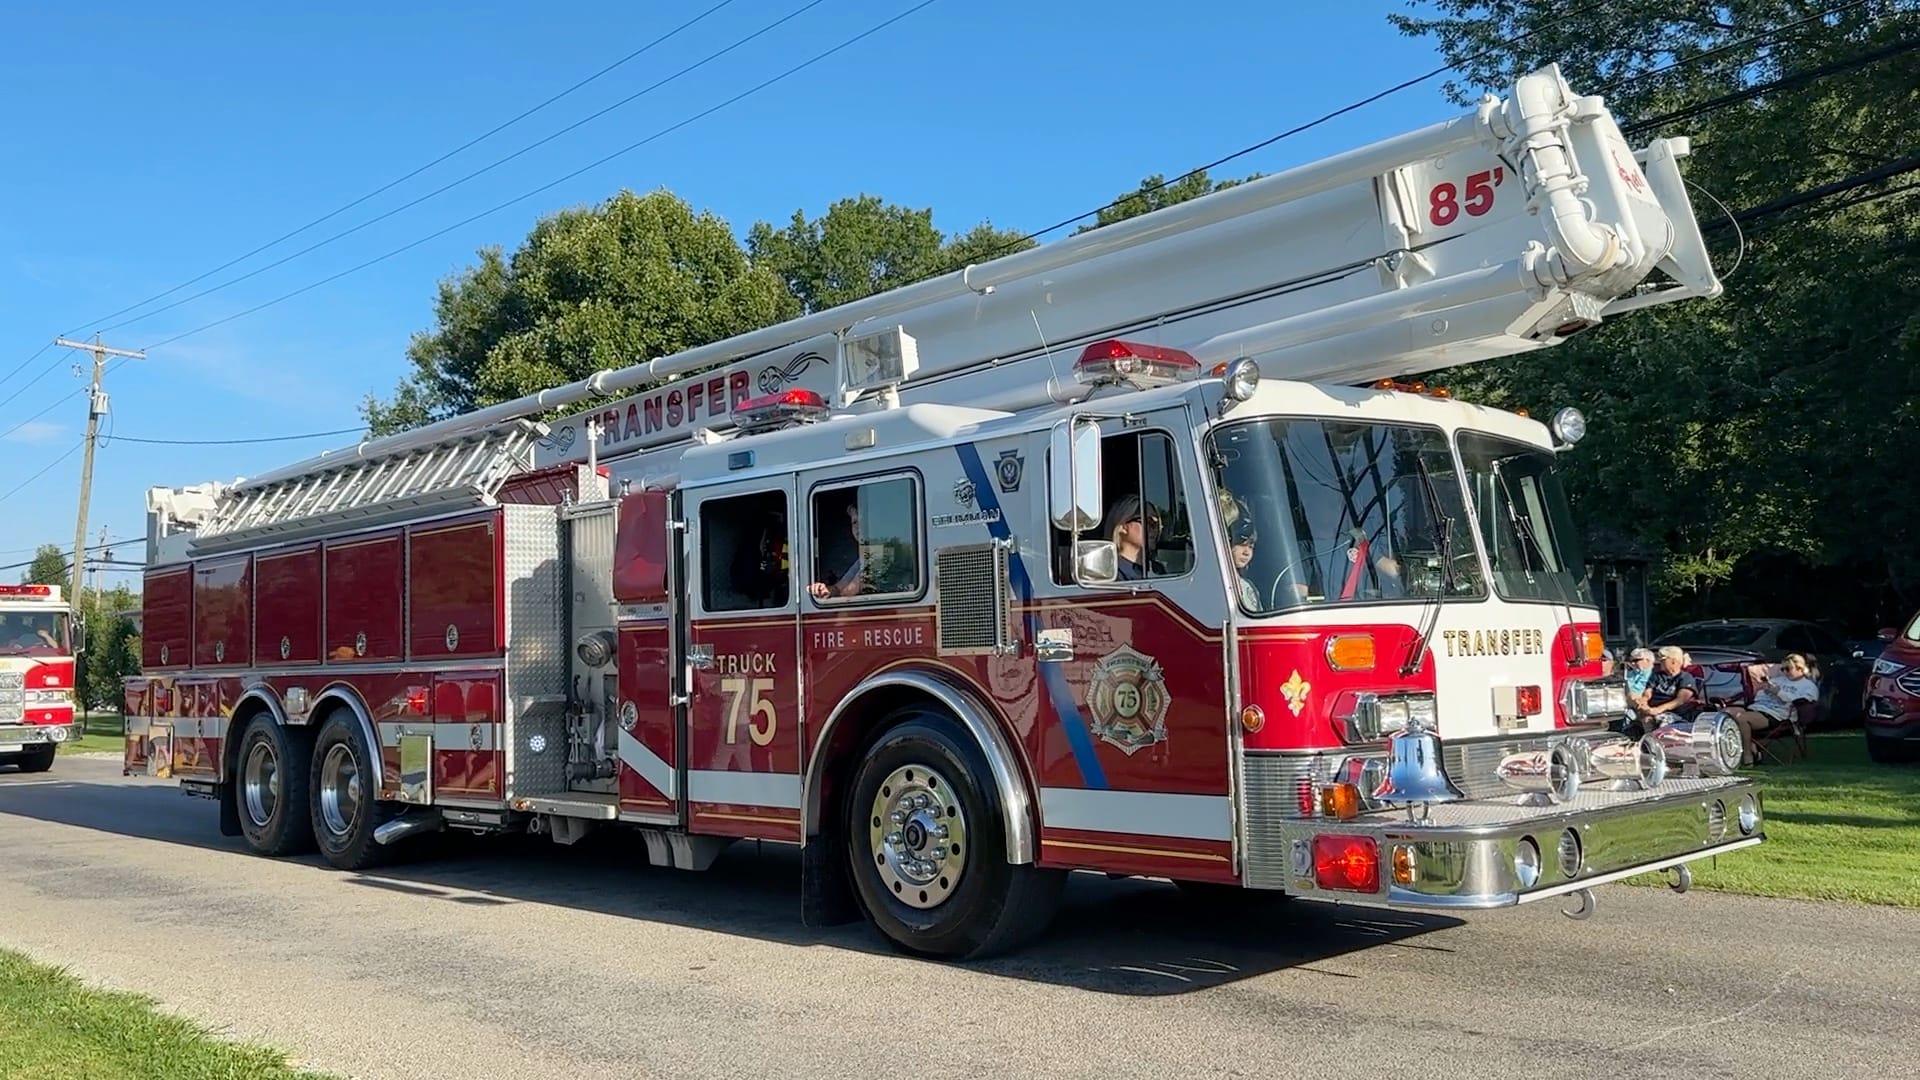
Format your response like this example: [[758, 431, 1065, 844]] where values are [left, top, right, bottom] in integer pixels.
[[147, 62, 1720, 555]]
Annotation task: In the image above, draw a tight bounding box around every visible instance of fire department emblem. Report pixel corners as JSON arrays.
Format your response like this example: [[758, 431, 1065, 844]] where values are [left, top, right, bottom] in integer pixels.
[[995, 448, 1024, 492], [354, 631, 367, 657], [1087, 644, 1169, 755], [159, 644, 169, 665], [213, 640, 225, 663], [469, 724, 483, 752], [279, 636, 291, 660], [445, 624, 459, 652], [954, 477, 977, 510]]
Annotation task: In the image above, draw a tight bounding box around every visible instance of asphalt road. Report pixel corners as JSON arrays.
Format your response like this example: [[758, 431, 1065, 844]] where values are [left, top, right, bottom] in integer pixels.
[[2, 756, 1913, 1080]]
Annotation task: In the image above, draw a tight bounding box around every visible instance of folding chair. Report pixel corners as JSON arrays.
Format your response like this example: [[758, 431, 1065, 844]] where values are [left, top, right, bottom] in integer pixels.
[[1753, 698, 1816, 766]]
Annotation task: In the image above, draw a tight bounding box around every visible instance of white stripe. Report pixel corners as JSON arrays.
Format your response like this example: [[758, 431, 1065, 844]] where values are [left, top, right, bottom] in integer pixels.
[[688, 769, 800, 810], [1040, 787, 1232, 842], [616, 729, 678, 799]]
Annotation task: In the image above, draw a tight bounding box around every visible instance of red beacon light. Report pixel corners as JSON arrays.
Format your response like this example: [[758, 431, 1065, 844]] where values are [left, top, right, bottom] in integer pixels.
[[0, 584, 54, 597], [734, 389, 830, 431], [1073, 339, 1201, 390]]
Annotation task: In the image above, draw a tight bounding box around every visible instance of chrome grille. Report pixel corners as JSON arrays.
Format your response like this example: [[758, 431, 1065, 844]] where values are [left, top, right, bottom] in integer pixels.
[[1241, 752, 1321, 889], [0, 671, 22, 690], [935, 543, 1009, 655], [1896, 669, 1920, 697]]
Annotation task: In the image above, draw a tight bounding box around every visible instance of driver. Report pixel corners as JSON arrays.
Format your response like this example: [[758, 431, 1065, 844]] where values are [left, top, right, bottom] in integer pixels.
[[0, 613, 56, 650], [810, 502, 867, 599]]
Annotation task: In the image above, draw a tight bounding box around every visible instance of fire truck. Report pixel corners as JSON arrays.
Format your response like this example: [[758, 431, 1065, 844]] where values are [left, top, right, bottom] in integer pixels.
[[0, 583, 81, 773], [126, 63, 1763, 958]]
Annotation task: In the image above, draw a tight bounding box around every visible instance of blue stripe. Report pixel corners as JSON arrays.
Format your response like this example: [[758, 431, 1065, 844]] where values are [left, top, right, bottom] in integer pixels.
[[953, 443, 1108, 789]]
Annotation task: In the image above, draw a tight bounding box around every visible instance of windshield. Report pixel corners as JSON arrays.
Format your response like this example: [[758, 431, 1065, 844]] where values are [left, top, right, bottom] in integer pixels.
[[1209, 418, 1485, 613], [0, 610, 68, 657], [1455, 431, 1590, 605]]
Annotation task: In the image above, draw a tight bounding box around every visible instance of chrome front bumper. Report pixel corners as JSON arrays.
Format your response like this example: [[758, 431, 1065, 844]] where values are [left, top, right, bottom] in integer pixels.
[[0, 722, 74, 749], [1267, 775, 1764, 911]]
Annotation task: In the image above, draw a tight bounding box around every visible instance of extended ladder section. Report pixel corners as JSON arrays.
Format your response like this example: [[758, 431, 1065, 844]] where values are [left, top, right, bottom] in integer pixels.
[[146, 62, 1725, 561], [182, 420, 545, 556]]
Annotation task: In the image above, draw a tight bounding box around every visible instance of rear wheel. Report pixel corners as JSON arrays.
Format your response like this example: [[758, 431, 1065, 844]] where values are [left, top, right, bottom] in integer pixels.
[[235, 721, 315, 856], [1866, 733, 1917, 764], [845, 709, 1062, 960], [17, 744, 56, 773], [310, 710, 394, 870]]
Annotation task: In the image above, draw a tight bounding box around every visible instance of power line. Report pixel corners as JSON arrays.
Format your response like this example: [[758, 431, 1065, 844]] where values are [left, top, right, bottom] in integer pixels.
[[1706, 153, 1920, 230], [0, 342, 54, 397], [0, 440, 81, 502], [105, 425, 366, 446], [64, 0, 742, 336], [95, 0, 829, 337], [0, 387, 85, 444], [138, 0, 943, 352], [1622, 32, 1920, 135]]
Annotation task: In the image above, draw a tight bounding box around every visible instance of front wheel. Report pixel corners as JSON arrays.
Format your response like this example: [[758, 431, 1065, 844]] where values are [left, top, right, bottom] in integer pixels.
[[16, 744, 56, 773], [845, 710, 1062, 960], [1866, 733, 1917, 764], [309, 711, 395, 870]]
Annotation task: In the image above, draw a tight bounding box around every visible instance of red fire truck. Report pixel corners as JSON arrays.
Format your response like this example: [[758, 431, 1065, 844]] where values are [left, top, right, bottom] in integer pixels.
[[127, 64, 1762, 958], [0, 583, 81, 773]]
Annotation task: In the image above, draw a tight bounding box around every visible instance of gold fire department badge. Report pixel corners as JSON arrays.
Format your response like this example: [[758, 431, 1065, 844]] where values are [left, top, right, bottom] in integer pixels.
[[1087, 644, 1169, 755]]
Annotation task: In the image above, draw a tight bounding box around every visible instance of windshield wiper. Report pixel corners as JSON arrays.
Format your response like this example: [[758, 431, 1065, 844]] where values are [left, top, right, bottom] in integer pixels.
[[1400, 453, 1455, 677]]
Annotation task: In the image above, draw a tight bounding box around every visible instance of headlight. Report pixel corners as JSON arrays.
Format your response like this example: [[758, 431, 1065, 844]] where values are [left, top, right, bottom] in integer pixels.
[[1222, 357, 1260, 401], [1551, 406, 1587, 445], [25, 689, 70, 704], [1351, 691, 1437, 739], [1873, 657, 1904, 676]]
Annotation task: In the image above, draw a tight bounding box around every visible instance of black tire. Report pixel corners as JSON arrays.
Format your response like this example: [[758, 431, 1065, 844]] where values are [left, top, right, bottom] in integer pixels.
[[18, 744, 56, 773], [233, 720, 316, 856], [309, 710, 395, 870], [844, 708, 1063, 960]]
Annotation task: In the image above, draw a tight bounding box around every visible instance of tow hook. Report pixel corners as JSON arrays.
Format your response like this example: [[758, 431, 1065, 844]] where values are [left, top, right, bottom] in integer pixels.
[[1668, 864, 1692, 893], [1562, 888, 1596, 920]]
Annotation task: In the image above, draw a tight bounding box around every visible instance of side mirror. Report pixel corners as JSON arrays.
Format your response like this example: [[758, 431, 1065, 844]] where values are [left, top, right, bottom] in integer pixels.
[[1048, 417, 1102, 532], [1074, 541, 1118, 585], [71, 619, 86, 656]]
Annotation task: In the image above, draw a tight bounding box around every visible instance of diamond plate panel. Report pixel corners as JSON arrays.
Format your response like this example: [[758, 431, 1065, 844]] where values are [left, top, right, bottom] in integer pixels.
[[501, 503, 568, 799], [1241, 752, 1320, 888]]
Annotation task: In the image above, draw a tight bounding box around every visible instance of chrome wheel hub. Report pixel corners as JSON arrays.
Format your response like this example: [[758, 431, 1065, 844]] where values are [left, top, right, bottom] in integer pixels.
[[242, 740, 279, 828], [868, 763, 968, 909], [318, 743, 363, 839]]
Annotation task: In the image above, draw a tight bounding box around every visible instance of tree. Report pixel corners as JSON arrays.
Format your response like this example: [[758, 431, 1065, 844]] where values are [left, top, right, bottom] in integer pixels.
[[75, 584, 140, 712], [747, 195, 1034, 315], [363, 189, 797, 435], [23, 544, 65, 587], [1075, 169, 1261, 233], [1389, 1, 1920, 628]]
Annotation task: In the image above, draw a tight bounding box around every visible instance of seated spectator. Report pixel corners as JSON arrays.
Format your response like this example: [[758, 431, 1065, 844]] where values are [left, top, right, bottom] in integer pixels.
[[1721, 653, 1820, 766], [1623, 647, 1655, 701], [1631, 645, 1700, 734], [1228, 518, 1260, 609]]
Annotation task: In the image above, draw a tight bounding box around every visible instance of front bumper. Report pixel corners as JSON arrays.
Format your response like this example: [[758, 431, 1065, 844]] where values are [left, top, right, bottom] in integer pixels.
[[1270, 775, 1763, 911], [0, 722, 75, 751]]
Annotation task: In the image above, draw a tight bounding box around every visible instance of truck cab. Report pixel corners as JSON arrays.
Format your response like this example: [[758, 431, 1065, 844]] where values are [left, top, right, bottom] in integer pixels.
[[0, 583, 80, 773]]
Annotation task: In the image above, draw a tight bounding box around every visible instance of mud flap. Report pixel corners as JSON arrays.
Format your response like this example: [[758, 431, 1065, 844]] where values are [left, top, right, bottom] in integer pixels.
[[217, 783, 241, 837], [800, 826, 860, 927]]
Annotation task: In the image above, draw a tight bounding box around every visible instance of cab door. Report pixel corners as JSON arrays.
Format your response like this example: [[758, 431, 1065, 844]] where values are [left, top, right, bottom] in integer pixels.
[[682, 478, 804, 841]]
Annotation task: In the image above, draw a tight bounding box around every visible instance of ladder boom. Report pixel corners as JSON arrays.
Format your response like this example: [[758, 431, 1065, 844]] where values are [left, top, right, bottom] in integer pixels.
[[161, 62, 1721, 546]]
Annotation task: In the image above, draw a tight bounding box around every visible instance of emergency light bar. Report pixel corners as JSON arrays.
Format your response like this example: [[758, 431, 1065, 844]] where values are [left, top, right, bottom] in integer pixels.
[[735, 389, 830, 431], [1074, 339, 1201, 389], [0, 584, 56, 598]]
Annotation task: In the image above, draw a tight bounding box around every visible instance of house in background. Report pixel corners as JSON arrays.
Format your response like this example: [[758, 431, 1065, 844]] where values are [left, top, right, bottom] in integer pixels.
[[1584, 525, 1656, 653]]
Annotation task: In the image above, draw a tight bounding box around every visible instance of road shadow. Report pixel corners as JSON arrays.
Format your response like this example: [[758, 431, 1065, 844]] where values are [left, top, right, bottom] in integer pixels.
[[0, 771, 1464, 995]]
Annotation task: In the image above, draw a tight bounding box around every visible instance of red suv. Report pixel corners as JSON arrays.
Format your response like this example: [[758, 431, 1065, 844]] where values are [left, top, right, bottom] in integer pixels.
[[1863, 610, 1920, 763]]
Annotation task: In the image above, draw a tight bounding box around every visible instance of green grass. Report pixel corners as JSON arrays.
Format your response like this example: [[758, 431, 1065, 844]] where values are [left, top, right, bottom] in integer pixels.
[[58, 711, 126, 755], [1630, 732, 1920, 907], [0, 948, 337, 1079]]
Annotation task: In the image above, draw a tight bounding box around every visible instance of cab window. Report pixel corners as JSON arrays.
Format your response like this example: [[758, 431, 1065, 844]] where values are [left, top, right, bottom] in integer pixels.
[[809, 476, 922, 603], [1052, 429, 1194, 585], [699, 490, 790, 613]]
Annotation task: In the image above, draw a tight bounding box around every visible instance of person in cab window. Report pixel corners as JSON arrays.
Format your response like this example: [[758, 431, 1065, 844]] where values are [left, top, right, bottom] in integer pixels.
[[810, 502, 867, 599], [1722, 653, 1820, 765], [1100, 494, 1164, 581], [1229, 518, 1260, 609]]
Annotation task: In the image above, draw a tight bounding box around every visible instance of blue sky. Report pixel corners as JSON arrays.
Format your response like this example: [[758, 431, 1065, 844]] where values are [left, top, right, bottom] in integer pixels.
[[0, 1, 1455, 587]]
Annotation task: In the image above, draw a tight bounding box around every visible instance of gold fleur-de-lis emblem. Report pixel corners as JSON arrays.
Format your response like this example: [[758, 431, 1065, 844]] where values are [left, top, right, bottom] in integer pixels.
[[1280, 669, 1311, 716]]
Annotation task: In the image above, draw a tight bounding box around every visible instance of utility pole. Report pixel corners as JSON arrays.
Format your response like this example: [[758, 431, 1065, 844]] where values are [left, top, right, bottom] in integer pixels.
[[54, 335, 144, 607]]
